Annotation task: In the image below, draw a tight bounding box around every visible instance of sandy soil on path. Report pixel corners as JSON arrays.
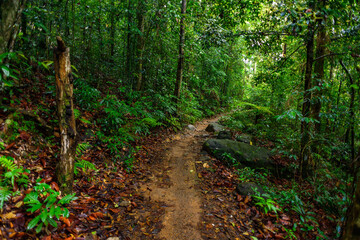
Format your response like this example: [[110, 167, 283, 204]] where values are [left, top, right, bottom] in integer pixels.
[[141, 117, 220, 240]]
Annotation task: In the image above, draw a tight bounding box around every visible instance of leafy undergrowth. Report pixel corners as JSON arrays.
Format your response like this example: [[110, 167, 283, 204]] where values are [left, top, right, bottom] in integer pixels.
[[0, 68, 176, 239], [0, 118, 169, 239], [196, 152, 338, 240]]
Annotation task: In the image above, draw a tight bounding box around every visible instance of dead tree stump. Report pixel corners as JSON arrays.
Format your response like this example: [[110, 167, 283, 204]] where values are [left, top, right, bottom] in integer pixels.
[[54, 36, 77, 194]]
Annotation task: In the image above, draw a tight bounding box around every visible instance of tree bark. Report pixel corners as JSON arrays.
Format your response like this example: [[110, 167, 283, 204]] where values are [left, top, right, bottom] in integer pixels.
[[341, 150, 360, 240], [174, 0, 187, 103], [125, 0, 134, 86], [339, 60, 355, 164], [312, 15, 327, 133], [110, 0, 116, 57], [300, 1, 316, 179], [0, 0, 26, 54], [97, 0, 103, 57], [54, 36, 77, 194], [135, 0, 146, 91]]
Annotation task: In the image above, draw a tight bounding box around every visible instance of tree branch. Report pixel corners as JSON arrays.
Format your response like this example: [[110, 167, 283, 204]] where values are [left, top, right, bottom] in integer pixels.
[[339, 60, 354, 85], [276, 44, 305, 70], [314, 52, 347, 62]]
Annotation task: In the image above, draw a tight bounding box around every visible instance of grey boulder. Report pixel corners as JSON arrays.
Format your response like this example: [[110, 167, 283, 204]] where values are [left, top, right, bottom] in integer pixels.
[[236, 182, 266, 197], [203, 139, 274, 171], [205, 123, 224, 132], [217, 130, 232, 140], [236, 134, 253, 144]]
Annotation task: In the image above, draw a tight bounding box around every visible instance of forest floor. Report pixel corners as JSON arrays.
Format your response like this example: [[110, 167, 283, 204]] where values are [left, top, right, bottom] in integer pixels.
[[0, 110, 333, 240], [139, 116, 219, 240], [0, 105, 337, 239]]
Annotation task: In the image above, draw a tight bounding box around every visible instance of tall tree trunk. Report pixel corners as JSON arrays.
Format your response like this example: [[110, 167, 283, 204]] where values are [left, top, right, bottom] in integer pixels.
[[174, 0, 187, 103], [135, 0, 146, 91], [126, 0, 134, 86], [0, 0, 26, 54], [64, 0, 70, 37], [54, 37, 77, 194], [341, 150, 360, 240], [21, 9, 27, 40], [339, 60, 355, 164], [110, 0, 116, 57], [97, 0, 103, 58], [72, 0, 75, 44], [312, 16, 327, 133], [300, 1, 316, 179]]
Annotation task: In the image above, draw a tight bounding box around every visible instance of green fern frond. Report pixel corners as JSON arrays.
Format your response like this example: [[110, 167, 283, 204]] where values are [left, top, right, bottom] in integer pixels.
[[238, 102, 273, 115], [0, 156, 17, 171], [76, 142, 91, 156], [0, 187, 13, 209], [141, 117, 162, 127], [74, 160, 96, 175]]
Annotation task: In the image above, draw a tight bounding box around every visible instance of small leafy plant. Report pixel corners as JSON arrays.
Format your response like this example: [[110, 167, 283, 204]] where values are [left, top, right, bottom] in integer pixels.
[[24, 179, 78, 233], [0, 155, 30, 189], [74, 142, 97, 176], [253, 195, 281, 215], [0, 187, 13, 209], [74, 159, 97, 175]]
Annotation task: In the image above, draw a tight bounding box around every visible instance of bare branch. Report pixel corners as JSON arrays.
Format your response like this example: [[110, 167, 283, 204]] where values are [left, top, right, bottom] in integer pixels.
[[314, 52, 347, 62]]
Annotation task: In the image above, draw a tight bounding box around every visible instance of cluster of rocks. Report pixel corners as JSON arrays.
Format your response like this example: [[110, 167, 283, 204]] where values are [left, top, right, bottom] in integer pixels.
[[202, 122, 274, 197], [203, 122, 274, 173]]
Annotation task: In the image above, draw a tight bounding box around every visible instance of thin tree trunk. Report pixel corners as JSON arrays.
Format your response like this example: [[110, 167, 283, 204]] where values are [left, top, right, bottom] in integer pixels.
[[97, 0, 103, 57], [126, 0, 134, 86], [339, 60, 355, 164], [64, 0, 70, 37], [174, 0, 187, 103], [110, 0, 115, 57], [341, 149, 360, 240], [312, 14, 327, 133], [54, 36, 77, 194], [300, 2, 316, 179], [72, 0, 75, 44], [0, 0, 26, 54], [135, 0, 146, 91]]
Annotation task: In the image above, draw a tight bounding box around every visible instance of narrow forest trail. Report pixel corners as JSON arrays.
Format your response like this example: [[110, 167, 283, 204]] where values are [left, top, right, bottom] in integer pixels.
[[141, 116, 221, 240]]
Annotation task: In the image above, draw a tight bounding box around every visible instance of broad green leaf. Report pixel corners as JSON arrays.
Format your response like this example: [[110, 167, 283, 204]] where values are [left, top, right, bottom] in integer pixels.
[[29, 203, 42, 213], [54, 206, 62, 219], [59, 193, 77, 205], [9, 73, 18, 80], [27, 215, 41, 230], [1, 66, 10, 77], [35, 222, 43, 233], [63, 207, 69, 218], [40, 209, 48, 223], [48, 217, 57, 228], [71, 65, 78, 72], [49, 205, 55, 218], [24, 192, 39, 204]]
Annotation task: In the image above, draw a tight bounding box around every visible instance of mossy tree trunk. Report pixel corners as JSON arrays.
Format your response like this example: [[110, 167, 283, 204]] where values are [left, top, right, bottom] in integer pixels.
[[342, 150, 360, 240], [54, 36, 77, 194], [312, 15, 327, 133], [0, 0, 26, 55], [135, 0, 146, 91], [300, 1, 315, 179], [173, 0, 187, 103]]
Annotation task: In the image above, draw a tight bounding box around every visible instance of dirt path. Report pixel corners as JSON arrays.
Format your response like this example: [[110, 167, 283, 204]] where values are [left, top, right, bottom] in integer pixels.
[[142, 117, 220, 240]]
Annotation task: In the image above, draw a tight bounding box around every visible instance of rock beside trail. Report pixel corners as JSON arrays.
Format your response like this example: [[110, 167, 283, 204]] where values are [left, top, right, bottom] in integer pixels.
[[217, 131, 232, 140], [187, 125, 196, 131], [236, 134, 253, 144], [236, 182, 266, 196], [203, 139, 274, 171], [205, 123, 224, 132]]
